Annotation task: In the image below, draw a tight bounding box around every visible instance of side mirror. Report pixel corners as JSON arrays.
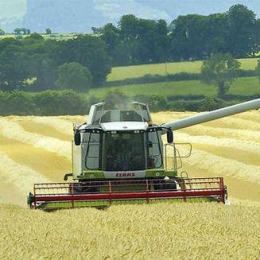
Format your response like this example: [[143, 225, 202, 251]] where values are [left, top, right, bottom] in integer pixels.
[[167, 129, 173, 144], [64, 173, 73, 181], [74, 130, 81, 146]]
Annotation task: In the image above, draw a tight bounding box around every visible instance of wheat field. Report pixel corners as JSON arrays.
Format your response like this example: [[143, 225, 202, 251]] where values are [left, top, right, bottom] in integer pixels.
[[0, 112, 260, 259]]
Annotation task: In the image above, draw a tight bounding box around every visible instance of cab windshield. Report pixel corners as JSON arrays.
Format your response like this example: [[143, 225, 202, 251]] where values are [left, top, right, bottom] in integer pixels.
[[104, 132, 145, 171]]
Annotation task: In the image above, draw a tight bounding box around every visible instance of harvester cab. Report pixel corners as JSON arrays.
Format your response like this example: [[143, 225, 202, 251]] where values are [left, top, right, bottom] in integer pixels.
[[71, 101, 182, 181], [28, 99, 260, 210]]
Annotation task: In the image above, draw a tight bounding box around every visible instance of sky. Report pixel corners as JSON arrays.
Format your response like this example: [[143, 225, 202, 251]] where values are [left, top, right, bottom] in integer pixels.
[[0, 0, 260, 32], [0, 0, 260, 20], [1, 0, 260, 19], [0, 0, 26, 18]]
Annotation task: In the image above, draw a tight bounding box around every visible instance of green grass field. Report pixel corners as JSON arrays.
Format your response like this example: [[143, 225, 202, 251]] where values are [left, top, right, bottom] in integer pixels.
[[0, 33, 77, 41], [108, 58, 259, 81], [89, 76, 260, 99]]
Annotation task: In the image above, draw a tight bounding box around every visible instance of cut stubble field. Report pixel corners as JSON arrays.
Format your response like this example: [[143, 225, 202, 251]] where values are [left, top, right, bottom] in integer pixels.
[[0, 112, 260, 259]]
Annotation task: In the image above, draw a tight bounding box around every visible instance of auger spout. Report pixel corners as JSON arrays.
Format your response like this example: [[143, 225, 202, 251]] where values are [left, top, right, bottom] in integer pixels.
[[162, 99, 260, 131]]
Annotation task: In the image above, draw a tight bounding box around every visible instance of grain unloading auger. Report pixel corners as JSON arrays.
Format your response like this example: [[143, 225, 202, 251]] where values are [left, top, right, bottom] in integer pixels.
[[28, 99, 260, 210]]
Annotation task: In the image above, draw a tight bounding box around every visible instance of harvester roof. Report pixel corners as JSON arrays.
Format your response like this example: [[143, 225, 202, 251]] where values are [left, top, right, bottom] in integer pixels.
[[88, 102, 152, 126], [100, 121, 148, 131]]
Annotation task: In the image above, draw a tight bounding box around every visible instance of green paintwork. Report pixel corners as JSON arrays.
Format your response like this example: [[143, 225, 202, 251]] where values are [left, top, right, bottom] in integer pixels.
[[145, 169, 178, 177], [76, 169, 178, 180], [77, 170, 105, 180]]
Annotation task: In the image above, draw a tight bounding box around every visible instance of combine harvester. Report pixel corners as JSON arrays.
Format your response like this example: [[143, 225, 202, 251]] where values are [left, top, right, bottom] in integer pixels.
[[28, 99, 260, 209]]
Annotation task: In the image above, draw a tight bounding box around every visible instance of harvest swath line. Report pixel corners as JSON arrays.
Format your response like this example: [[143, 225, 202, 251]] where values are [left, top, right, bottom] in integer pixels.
[[0, 152, 49, 206], [0, 135, 70, 182], [180, 124, 260, 143], [0, 111, 260, 258], [17, 118, 71, 141], [177, 132, 260, 155], [183, 148, 260, 184], [195, 144, 260, 167], [0, 118, 71, 159]]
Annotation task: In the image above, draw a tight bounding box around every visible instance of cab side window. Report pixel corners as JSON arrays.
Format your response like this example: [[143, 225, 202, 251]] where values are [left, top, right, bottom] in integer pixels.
[[147, 131, 162, 168], [84, 133, 101, 170]]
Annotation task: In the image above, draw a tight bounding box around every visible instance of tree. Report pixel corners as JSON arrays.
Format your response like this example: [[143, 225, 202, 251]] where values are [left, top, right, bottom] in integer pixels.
[[0, 43, 30, 91], [205, 13, 229, 55], [255, 19, 260, 55], [0, 38, 20, 55], [91, 27, 102, 34], [100, 23, 120, 61], [226, 4, 257, 57], [118, 15, 169, 64], [170, 15, 209, 60], [56, 62, 92, 91], [169, 13, 229, 60], [14, 28, 30, 35], [255, 59, 260, 81], [25, 33, 44, 41], [57, 35, 111, 85], [201, 53, 240, 97], [0, 29, 5, 35], [26, 54, 57, 90], [46, 28, 52, 34], [14, 28, 22, 35]]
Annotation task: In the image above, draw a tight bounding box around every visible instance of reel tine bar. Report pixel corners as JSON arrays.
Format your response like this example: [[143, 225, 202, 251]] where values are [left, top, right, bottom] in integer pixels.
[[30, 177, 226, 209]]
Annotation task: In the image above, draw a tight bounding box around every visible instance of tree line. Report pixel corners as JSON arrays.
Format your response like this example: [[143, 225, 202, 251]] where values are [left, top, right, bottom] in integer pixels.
[[99, 4, 260, 65], [0, 33, 111, 92], [0, 4, 259, 92]]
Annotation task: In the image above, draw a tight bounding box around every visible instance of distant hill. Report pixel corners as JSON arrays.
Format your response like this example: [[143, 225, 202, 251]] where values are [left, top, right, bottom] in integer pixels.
[[0, 0, 26, 31], [1, 0, 260, 32], [23, 0, 107, 33]]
